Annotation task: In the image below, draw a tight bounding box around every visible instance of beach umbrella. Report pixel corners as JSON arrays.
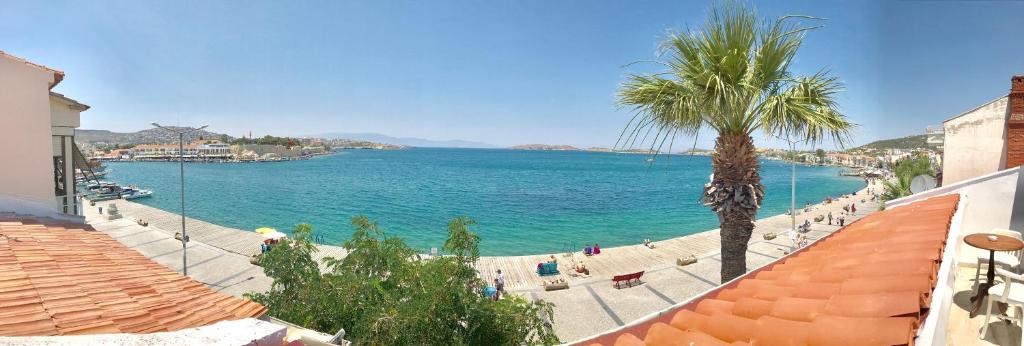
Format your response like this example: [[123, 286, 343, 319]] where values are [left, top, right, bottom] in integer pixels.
[[254, 227, 276, 235], [260, 230, 288, 240]]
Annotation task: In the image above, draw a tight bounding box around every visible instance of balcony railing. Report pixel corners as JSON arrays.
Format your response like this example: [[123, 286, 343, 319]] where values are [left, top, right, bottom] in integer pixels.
[[55, 193, 84, 216]]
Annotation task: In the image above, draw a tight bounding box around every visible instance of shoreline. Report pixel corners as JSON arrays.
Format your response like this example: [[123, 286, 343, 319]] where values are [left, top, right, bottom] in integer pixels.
[[98, 155, 866, 256], [88, 178, 879, 282], [474, 179, 880, 289], [85, 180, 882, 342]]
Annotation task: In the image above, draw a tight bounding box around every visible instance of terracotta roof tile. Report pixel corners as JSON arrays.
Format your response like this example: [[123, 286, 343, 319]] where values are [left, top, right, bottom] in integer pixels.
[[577, 194, 960, 346], [0, 217, 267, 336]]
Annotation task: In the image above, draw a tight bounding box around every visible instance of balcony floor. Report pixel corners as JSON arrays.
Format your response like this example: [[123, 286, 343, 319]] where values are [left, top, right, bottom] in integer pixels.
[[949, 265, 1022, 345]]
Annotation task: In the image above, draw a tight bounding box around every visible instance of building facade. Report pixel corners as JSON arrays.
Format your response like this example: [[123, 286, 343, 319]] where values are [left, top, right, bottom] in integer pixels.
[[941, 76, 1023, 185], [0, 51, 88, 218]]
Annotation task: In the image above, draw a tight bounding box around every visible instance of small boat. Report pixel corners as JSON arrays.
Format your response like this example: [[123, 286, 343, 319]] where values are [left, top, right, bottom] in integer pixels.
[[123, 190, 153, 199], [645, 157, 656, 163], [85, 181, 118, 191]]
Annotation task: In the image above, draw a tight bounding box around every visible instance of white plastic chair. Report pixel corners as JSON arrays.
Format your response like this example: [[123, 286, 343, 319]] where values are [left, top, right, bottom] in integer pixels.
[[974, 229, 1024, 284], [980, 267, 1024, 337]]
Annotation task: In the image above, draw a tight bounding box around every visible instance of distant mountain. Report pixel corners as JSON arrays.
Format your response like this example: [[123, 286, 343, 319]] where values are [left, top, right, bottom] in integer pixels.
[[850, 134, 928, 152], [318, 132, 497, 148], [509, 144, 579, 151], [76, 128, 230, 145]]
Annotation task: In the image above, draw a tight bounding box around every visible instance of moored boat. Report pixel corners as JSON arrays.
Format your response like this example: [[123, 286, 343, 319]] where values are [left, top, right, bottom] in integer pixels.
[[123, 189, 153, 199]]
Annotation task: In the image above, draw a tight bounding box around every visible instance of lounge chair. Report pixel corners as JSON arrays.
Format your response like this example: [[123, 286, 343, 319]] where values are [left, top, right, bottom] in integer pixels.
[[537, 262, 559, 276]]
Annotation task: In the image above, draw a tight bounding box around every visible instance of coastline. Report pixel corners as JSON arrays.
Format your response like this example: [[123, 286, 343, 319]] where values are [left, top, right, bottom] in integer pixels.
[[86, 178, 879, 288], [85, 179, 881, 341]]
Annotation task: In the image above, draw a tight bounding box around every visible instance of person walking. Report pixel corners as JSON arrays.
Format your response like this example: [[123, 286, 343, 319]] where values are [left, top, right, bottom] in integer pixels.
[[851, 203, 857, 214], [827, 211, 833, 225], [495, 269, 505, 299]]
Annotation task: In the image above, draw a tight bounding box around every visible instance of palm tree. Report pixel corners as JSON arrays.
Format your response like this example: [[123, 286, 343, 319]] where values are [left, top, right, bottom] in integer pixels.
[[881, 156, 934, 202], [617, 2, 855, 282]]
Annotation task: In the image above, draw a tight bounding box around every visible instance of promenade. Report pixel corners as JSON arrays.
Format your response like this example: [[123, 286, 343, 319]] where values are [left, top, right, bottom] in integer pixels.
[[84, 179, 882, 341]]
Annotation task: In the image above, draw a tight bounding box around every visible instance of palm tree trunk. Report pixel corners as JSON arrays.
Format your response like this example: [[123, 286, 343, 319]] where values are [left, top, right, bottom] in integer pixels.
[[704, 134, 764, 282]]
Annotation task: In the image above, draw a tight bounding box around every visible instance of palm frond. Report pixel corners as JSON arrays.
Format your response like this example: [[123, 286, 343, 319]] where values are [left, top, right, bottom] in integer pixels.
[[755, 71, 855, 146]]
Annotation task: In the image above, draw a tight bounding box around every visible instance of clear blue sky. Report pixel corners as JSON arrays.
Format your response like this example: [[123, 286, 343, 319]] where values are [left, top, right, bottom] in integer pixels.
[[2, 1, 1021, 149]]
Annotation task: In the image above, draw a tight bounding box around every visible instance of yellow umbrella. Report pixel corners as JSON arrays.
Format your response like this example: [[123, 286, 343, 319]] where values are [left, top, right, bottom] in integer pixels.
[[254, 227, 276, 235]]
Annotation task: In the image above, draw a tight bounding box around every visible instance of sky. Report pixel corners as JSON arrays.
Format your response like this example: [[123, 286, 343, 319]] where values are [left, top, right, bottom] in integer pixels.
[[2, 0, 1022, 150]]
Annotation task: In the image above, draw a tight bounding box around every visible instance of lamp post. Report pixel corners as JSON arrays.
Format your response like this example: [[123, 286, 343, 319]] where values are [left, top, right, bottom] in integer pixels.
[[773, 134, 800, 234], [151, 123, 208, 275]]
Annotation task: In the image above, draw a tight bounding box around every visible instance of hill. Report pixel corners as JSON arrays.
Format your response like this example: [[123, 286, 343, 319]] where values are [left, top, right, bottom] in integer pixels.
[[849, 134, 928, 152], [76, 128, 230, 145], [509, 144, 579, 151], [318, 132, 497, 148]]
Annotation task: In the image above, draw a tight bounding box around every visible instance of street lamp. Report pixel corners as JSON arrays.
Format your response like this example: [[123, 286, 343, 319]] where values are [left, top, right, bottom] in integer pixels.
[[773, 134, 800, 235], [151, 122, 208, 275]]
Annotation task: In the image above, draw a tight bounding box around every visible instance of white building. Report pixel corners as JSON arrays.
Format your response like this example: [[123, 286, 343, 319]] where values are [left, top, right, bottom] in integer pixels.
[[0, 50, 89, 219], [942, 76, 1023, 185]]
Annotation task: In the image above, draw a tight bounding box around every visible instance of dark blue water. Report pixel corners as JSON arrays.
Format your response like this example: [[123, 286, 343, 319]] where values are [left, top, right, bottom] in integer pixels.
[[103, 148, 864, 255]]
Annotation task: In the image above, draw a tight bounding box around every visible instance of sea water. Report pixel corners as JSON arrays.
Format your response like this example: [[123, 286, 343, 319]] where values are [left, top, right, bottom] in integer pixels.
[[103, 148, 865, 255]]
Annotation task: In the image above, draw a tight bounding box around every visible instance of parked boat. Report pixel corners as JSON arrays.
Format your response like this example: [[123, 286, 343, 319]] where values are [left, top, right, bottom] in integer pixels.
[[123, 189, 153, 199], [85, 181, 118, 191]]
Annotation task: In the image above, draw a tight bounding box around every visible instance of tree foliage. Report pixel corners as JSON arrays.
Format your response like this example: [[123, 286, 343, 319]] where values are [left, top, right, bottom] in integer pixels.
[[246, 217, 558, 345], [881, 155, 935, 201], [232, 135, 299, 147]]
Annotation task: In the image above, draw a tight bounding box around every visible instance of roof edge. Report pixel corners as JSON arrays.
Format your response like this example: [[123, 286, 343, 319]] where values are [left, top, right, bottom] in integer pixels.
[[50, 91, 90, 111], [0, 50, 65, 89], [943, 95, 1008, 124]]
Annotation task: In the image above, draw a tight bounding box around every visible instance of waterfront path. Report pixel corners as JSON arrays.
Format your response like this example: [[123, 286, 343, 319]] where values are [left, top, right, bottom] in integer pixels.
[[85, 180, 882, 342]]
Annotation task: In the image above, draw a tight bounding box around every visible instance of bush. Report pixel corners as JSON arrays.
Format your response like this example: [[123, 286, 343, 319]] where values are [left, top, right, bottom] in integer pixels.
[[881, 156, 934, 201], [246, 216, 559, 345]]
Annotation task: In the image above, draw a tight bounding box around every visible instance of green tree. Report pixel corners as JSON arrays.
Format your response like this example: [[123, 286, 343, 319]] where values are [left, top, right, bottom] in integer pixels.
[[815, 148, 825, 163], [246, 217, 558, 345], [617, 2, 854, 281], [881, 155, 934, 201]]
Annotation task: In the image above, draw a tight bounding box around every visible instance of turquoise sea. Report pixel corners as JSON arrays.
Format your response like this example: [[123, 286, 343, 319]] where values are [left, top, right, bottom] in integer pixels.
[[102, 148, 865, 256]]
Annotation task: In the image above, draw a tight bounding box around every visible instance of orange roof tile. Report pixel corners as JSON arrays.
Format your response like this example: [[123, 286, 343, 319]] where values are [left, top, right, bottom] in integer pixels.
[[577, 194, 960, 346], [0, 216, 267, 336]]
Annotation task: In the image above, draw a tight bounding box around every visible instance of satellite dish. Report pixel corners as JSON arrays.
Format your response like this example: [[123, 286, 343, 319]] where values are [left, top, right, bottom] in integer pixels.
[[909, 175, 937, 194]]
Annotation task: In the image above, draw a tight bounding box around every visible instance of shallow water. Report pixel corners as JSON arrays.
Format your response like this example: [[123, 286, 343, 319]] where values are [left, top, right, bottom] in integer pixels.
[[103, 148, 864, 255]]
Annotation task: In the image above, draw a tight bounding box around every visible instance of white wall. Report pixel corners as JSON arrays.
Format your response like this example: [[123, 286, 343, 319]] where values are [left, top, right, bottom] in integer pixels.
[[49, 94, 82, 130], [942, 97, 1009, 185], [0, 56, 59, 205], [889, 166, 1022, 234]]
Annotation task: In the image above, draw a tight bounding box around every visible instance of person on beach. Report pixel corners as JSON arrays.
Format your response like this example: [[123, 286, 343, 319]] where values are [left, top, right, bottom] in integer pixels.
[[548, 255, 558, 264], [796, 234, 808, 248], [583, 244, 593, 256], [575, 260, 587, 274], [851, 203, 857, 213], [496, 269, 505, 297], [839, 215, 846, 226], [593, 244, 601, 254], [493, 278, 502, 300], [828, 211, 833, 225]]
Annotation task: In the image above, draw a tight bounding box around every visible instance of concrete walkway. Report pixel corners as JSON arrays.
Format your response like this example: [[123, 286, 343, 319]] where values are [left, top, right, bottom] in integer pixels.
[[85, 180, 883, 342], [84, 207, 274, 298]]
